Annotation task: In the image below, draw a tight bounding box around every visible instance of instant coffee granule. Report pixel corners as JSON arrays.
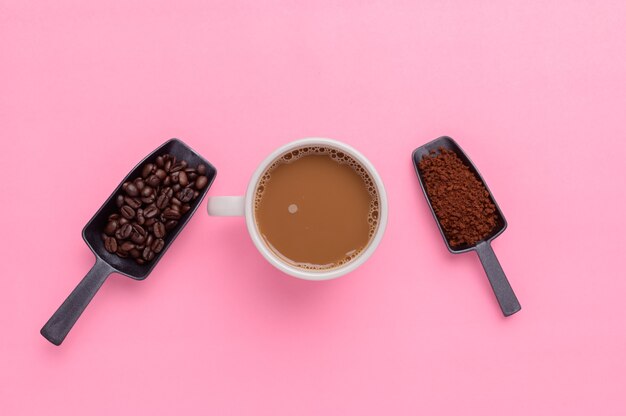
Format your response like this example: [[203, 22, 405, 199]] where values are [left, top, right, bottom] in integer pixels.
[[418, 148, 498, 247]]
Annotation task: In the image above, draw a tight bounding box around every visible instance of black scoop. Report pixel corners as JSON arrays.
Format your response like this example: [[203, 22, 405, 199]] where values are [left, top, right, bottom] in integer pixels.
[[412, 136, 521, 317], [41, 138, 217, 345]]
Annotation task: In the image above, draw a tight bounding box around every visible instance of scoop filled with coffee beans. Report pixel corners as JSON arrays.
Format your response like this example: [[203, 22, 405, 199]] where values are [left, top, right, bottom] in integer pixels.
[[41, 139, 216, 345], [412, 136, 521, 317], [104, 153, 209, 264]]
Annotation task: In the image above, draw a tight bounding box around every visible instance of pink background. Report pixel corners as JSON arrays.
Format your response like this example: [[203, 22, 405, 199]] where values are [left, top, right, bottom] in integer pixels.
[[1, 1, 625, 414]]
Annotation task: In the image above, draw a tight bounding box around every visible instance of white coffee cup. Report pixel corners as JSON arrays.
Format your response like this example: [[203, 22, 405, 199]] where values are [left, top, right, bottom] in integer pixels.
[[207, 138, 388, 281]]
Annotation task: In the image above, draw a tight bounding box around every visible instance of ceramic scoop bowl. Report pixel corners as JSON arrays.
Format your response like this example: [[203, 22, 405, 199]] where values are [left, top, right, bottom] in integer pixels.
[[41, 138, 216, 345], [412, 136, 521, 316]]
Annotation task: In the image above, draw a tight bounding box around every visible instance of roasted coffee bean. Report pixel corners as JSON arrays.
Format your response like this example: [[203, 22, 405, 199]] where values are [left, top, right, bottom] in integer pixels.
[[142, 163, 154, 178], [116, 194, 125, 207], [161, 187, 174, 198], [156, 156, 164, 167], [131, 233, 146, 245], [163, 176, 171, 186], [104, 236, 118, 253], [104, 220, 118, 236], [144, 217, 156, 227], [172, 184, 181, 192], [165, 220, 178, 230], [144, 204, 159, 218], [145, 234, 154, 248], [178, 188, 194, 202], [193, 191, 199, 199], [164, 159, 172, 172], [195, 175, 208, 189], [188, 172, 197, 181], [120, 241, 135, 251], [141, 186, 154, 197], [115, 223, 132, 239], [131, 224, 147, 243], [130, 248, 141, 259], [170, 197, 181, 207], [131, 238, 145, 248], [121, 205, 135, 219], [197, 164, 207, 175], [136, 209, 145, 225], [142, 247, 155, 261], [151, 238, 165, 253], [118, 217, 129, 225], [116, 248, 129, 258], [108, 213, 120, 221], [178, 171, 189, 186], [181, 204, 191, 214], [153, 221, 166, 238], [170, 161, 186, 173], [155, 169, 167, 180], [124, 196, 142, 209], [123, 182, 139, 197], [135, 258, 145, 265], [134, 177, 145, 190], [171, 171, 180, 183], [156, 194, 169, 210], [163, 208, 181, 220], [141, 194, 155, 204], [147, 175, 160, 187]]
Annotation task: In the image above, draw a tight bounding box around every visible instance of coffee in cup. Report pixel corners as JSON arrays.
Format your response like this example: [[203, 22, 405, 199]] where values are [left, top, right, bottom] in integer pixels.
[[254, 146, 380, 270], [207, 138, 387, 280]]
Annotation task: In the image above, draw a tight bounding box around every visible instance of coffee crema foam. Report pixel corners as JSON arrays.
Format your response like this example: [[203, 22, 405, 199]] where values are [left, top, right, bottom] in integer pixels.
[[253, 146, 380, 270]]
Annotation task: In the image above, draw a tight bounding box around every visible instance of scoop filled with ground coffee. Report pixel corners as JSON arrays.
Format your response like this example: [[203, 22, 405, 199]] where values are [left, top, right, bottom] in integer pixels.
[[413, 136, 521, 317], [419, 148, 498, 248]]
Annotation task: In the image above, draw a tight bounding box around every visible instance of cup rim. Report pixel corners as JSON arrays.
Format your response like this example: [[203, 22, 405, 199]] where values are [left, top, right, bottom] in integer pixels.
[[244, 138, 388, 281]]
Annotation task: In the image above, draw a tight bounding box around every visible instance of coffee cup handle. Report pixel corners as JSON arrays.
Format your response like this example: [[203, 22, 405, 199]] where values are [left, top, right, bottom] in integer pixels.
[[207, 196, 245, 216]]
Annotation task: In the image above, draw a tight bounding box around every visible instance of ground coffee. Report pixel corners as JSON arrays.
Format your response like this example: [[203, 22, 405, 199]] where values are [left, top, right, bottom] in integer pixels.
[[102, 153, 209, 264], [418, 148, 498, 247]]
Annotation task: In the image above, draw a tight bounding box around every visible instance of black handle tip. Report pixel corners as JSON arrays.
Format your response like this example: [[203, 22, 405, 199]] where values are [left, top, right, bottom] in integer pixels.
[[502, 303, 522, 317], [40, 326, 64, 346]]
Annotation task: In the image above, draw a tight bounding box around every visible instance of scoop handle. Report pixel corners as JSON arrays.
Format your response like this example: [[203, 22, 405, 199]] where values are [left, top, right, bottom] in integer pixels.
[[475, 241, 521, 317], [41, 258, 113, 345]]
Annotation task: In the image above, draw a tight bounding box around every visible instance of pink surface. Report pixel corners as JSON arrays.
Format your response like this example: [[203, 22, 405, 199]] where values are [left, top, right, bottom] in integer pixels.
[[1, 1, 625, 414]]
